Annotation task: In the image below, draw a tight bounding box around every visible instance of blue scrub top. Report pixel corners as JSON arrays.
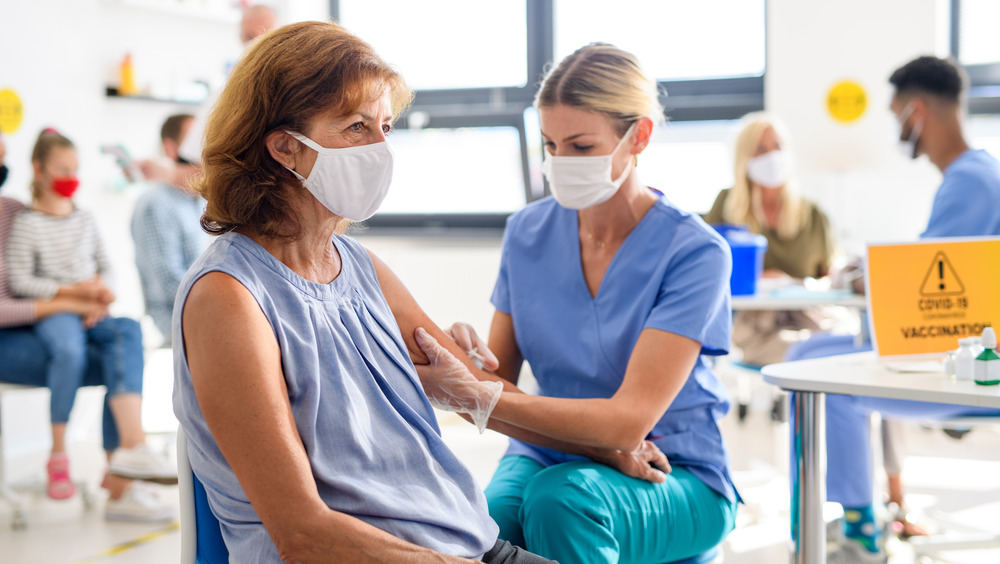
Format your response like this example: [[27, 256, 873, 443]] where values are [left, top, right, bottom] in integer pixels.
[[922, 149, 1000, 238], [491, 195, 737, 502]]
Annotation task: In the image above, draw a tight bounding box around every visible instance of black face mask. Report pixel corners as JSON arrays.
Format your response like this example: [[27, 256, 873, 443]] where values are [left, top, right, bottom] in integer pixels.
[[0, 164, 7, 189]]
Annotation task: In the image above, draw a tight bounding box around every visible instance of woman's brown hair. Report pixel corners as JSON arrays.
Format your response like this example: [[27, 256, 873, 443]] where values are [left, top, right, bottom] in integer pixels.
[[197, 21, 412, 238], [30, 128, 74, 200]]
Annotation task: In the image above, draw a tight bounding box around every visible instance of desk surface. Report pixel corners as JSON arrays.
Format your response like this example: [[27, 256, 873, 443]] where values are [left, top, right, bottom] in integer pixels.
[[731, 289, 867, 310], [762, 351, 1000, 409]]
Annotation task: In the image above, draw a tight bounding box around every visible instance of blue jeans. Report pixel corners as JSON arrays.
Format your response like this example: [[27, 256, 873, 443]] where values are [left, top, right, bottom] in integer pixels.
[[0, 315, 144, 451], [485, 456, 737, 564]]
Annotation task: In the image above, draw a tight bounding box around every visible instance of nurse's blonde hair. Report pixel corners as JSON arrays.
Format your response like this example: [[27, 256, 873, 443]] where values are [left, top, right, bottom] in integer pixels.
[[724, 112, 809, 240], [534, 42, 665, 137]]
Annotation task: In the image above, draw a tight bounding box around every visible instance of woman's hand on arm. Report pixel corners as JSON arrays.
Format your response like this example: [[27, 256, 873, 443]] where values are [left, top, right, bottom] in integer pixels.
[[183, 273, 476, 564]]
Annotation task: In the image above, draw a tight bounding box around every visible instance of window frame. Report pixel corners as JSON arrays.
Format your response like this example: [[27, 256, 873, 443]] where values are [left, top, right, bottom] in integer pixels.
[[329, 0, 765, 231], [951, 0, 1000, 115]]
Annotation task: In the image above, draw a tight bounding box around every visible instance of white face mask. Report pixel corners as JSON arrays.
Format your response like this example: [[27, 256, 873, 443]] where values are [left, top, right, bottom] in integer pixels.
[[746, 149, 790, 189], [542, 123, 636, 210], [283, 131, 394, 221], [895, 101, 922, 160]]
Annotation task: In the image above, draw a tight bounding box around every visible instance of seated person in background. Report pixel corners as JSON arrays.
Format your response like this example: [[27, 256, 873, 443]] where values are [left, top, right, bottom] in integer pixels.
[[703, 113, 836, 366], [822, 55, 1000, 562], [430, 42, 739, 564], [1, 128, 175, 520], [174, 21, 597, 562], [131, 113, 210, 346]]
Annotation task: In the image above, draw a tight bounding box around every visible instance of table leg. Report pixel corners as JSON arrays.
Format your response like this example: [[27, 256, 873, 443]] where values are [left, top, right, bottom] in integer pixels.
[[791, 391, 826, 564]]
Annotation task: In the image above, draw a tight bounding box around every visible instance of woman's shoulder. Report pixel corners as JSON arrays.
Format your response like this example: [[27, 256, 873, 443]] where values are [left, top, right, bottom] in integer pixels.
[[503, 197, 566, 243], [647, 198, 730, 257]]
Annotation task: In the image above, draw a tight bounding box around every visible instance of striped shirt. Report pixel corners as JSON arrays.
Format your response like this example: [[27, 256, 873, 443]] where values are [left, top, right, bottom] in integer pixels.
[[6, 206, 112, 299], [0, 197, 36, 327]]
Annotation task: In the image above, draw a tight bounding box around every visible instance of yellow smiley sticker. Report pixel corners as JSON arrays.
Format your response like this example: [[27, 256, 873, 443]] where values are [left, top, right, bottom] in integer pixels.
[[0, 88, 24, 134], [826, 80, 867, 124]]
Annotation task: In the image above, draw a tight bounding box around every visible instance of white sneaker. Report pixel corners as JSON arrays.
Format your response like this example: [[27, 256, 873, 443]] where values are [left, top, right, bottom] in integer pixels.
[[109, 444, 178, 484], [105, 483, 177, 523], [827, 538, 888, 564]]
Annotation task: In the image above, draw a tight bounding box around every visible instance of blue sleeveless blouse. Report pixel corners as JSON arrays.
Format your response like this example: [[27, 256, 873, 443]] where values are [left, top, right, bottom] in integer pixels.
[[173, 232, 497, 562]]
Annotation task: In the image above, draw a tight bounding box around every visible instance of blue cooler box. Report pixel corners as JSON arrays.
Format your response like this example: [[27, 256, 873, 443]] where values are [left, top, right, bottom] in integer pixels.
[[711, 224, 767, 296]]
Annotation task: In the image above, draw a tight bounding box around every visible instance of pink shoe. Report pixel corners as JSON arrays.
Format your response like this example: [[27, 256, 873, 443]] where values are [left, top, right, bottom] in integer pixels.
[[46, 453, 76, 500]]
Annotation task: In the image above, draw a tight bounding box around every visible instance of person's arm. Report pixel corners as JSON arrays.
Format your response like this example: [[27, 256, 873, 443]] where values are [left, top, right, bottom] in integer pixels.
[[6, 214, 60, 298], [369, 250, 670, 482], [182, 272, 480, 564], [472, 318, 700, 451]]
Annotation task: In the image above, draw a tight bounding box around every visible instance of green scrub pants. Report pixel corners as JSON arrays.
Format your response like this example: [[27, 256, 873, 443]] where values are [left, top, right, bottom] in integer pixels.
[[485, 456, 736, 564]]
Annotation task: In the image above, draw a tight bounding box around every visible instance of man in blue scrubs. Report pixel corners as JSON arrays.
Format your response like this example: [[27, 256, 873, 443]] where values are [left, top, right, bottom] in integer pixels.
[[891, 55, 1000, 236], [826, 56, 1000, 564]]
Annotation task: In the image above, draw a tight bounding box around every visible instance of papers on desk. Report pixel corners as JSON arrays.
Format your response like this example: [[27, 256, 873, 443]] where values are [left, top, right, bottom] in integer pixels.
[[884, 360, 944, 374], [767, 287, 854, 301]]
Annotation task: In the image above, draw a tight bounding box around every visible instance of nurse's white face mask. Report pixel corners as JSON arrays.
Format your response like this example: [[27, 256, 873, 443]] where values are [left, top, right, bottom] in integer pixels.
[[895, 101, 922, 160], [283, 130, 394, 221], [542, 123, 636, 210], [746, 149, 790, 189]]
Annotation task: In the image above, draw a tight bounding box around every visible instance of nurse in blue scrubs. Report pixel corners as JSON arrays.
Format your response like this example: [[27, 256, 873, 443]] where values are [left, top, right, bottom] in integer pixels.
[[415, 42, 739, 564]]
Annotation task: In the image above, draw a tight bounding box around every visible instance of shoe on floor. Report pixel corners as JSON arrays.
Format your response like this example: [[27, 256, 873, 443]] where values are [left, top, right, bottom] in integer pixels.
[[827, 538, 888, 564], [46, 453, 76, 500], [109, 444, 178, 484], [105, 482, 177, 523]]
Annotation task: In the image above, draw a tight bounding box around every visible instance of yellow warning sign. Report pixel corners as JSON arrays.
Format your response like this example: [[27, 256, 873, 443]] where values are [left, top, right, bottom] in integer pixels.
[[920, 251, 965, 296], [867, 238, 1000, 357], [0, 88, 24, 134], [827, 80, 867, 124]]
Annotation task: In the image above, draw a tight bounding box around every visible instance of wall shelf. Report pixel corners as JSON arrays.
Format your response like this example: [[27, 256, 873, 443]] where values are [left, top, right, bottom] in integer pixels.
[[105, 87, 204, 106]]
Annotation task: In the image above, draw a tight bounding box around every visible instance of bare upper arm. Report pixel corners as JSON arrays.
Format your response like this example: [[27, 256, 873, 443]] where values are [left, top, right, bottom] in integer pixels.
[[181, 272, 329, 534], [365, 248, 521, 391]]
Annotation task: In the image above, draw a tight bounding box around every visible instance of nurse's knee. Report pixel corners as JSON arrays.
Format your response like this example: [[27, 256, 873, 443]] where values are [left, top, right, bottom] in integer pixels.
[[521, 464, 610, 528]]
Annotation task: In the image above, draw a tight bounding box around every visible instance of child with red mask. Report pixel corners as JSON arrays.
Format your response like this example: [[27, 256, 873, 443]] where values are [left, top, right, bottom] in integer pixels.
[[3, 128, 176, 520]]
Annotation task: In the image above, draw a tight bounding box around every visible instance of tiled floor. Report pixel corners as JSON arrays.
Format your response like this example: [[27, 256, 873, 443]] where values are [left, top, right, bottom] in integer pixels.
[[2, 375, 999, 563]]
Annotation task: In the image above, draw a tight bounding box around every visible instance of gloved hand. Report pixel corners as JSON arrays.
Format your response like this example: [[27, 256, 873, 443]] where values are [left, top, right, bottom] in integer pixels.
[[414, 327, 503, 433], [444, 322, 500, 371]]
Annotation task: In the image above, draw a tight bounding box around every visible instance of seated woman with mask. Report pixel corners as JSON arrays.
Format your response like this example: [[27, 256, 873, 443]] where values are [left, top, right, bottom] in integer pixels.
[[704, 113, 836, 366], [175, 21, 668, 563]]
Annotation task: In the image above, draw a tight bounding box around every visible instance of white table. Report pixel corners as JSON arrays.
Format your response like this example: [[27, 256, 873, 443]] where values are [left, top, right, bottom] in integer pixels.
[[761, 351, 1000, 564], [731, 290, 867, 311]]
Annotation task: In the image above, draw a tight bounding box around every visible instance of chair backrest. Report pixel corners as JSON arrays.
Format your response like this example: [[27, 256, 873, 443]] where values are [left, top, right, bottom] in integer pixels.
[[177, 426, 230, 564], [784, 333, 872, 362]]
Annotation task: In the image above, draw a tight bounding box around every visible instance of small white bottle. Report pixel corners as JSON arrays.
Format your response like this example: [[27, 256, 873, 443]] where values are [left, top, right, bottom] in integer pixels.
[[955, 337, 977, 381], [974, 327, 1000, 386]]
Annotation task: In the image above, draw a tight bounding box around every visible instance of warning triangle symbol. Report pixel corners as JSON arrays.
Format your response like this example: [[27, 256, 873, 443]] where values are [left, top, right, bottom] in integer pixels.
[[920, 251, 965, 296]]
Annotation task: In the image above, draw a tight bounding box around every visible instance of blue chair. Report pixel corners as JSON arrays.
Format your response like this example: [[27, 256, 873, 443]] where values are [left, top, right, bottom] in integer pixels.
[[177, 427, 229, 564]]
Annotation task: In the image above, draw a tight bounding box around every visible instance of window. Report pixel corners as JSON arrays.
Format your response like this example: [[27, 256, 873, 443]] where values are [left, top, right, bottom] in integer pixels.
[[951, 0, 1000, 114], [554, 0, 765, 81], [331, 0, 765, 229], [338, 1, 527, 90]]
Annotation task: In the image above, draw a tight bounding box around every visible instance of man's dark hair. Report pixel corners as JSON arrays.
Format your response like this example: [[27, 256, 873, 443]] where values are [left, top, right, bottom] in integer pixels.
[[889, 56, 968, 103], [161, 113, 194, 143]]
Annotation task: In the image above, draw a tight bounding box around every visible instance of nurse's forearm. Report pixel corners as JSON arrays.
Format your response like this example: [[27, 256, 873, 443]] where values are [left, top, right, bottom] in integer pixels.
[[489, 393, 647, 451]]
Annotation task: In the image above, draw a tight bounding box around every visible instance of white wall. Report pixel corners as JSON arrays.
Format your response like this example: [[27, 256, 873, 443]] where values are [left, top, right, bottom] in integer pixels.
[[767, 0, 951, 257]]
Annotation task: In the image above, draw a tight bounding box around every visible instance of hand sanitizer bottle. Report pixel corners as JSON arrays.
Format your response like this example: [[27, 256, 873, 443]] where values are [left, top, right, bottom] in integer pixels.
[[974, 327, 1000, 386], [955, 337, 976, 381]]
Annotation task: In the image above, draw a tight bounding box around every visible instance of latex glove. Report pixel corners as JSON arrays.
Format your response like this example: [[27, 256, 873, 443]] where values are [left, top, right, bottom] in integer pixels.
[[414, 327, 503, 433], [444, 322, 499, 371]]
